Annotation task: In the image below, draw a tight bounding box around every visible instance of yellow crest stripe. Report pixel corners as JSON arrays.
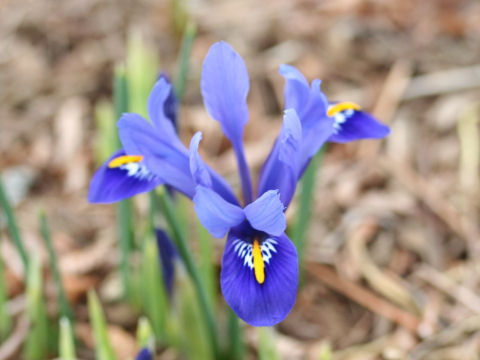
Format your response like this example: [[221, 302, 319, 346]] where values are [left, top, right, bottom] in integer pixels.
[[327, 102, 361, 117], [108, 155, 144, 168], [252, 240, 265, 284]]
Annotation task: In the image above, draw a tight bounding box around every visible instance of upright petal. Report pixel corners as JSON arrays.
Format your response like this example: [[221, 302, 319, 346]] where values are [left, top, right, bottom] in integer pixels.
[[201, 41, 249, 145], [296, 80, 334, 176], [158, 73, 178, 127], [88, 149, 162, 204], [193, 185, 245, 238], [279, 64, 310, 111], [201, 41, 253, 203], [147, 77, 178, 139], [327, 102, 390, 143], [244, 191, 286, 237], [278, 67, 334, 181], [221, 232, 298, 326], [257, 109, 302, 207], [189, 132, 212, 188]]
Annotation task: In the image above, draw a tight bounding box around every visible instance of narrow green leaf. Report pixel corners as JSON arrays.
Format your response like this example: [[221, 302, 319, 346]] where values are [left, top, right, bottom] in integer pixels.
[[24, 254, 49, 360], [174, 21, 197, 102], [141, 235, 169, 342], [0, 175, 28, 271], [257, 327, 280, 360], [197, 220, 217, 308], [112, 66, 136, 302], [93, 100, 116, 164], [87, 290, 116, 360], [169, 0, 189, 35], [114, 66, 129, 122], [126, 30, 158, 117], [117, 200, 134, 301], [39, 212, 74, 322], [59, 317, 76, 360], [227, 308, 245, 360], [136, 316, 155, 350], [0, 232, 11, 341], [156, 188, 220, 359], [290, 147, 325, 278], [318, 341, 332, 360], [177, 273, 213, 360]]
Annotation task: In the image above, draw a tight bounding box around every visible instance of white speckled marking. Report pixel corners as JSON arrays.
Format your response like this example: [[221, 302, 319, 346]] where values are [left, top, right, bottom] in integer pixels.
[[232, 238, 278, 270]]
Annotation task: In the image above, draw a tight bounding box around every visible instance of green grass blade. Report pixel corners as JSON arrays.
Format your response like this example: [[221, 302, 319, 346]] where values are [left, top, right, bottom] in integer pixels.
[[87, 290, 116, 360], [24, 254, 49, 360], [59, 317, 76, 360], [174, 21, 196, 102], [257, 327, 280, 360], [156, 188, 220, 359], [0, 232, 11, 341], [290, 147, 325, 276], [39, 212, 74, 322], [0, 175, 28, 271]]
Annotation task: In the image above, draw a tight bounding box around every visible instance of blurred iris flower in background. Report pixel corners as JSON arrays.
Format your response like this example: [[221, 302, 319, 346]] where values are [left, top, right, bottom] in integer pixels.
[[88, 41, 389, 326]]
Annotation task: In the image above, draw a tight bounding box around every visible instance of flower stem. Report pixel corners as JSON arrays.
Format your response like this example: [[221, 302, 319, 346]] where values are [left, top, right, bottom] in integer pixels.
[[156, 188, 220, 360], [233, 141, 253, 205], [290, 146, 325, 281]]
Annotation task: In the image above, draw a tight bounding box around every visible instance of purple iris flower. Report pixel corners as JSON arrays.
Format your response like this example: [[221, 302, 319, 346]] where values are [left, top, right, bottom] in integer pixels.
[[88, 41, 389, 326], [135, 348, 153, 360]]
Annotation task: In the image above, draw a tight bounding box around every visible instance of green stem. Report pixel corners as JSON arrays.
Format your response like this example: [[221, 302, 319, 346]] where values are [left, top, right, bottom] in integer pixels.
[[290, 147, 326, 279], [156, 189, 220, 359], [0, 175, 28, 271]]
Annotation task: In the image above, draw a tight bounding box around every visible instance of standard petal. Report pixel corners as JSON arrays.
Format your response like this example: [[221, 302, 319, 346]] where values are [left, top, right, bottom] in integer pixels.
[[158, 73, 178, 127], [193, 185, 245, 238], [201, 41, 253, 203], [244, 190, 286, 236], [278, 68, 334, 181], [201, 41, 249, 145], [327, 104, 390, 143], [279, 64, 310, 111], [88, 149, 162, 204], [155, 228, 177, 294], [189, 132, 212, 188], [147, 77, 178, 139], [257, 109, 302, 207], [221, 232, 298, 326]]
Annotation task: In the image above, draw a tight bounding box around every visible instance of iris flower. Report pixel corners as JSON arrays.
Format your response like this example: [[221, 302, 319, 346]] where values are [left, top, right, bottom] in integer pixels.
[[89, 41, 389, 326]]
